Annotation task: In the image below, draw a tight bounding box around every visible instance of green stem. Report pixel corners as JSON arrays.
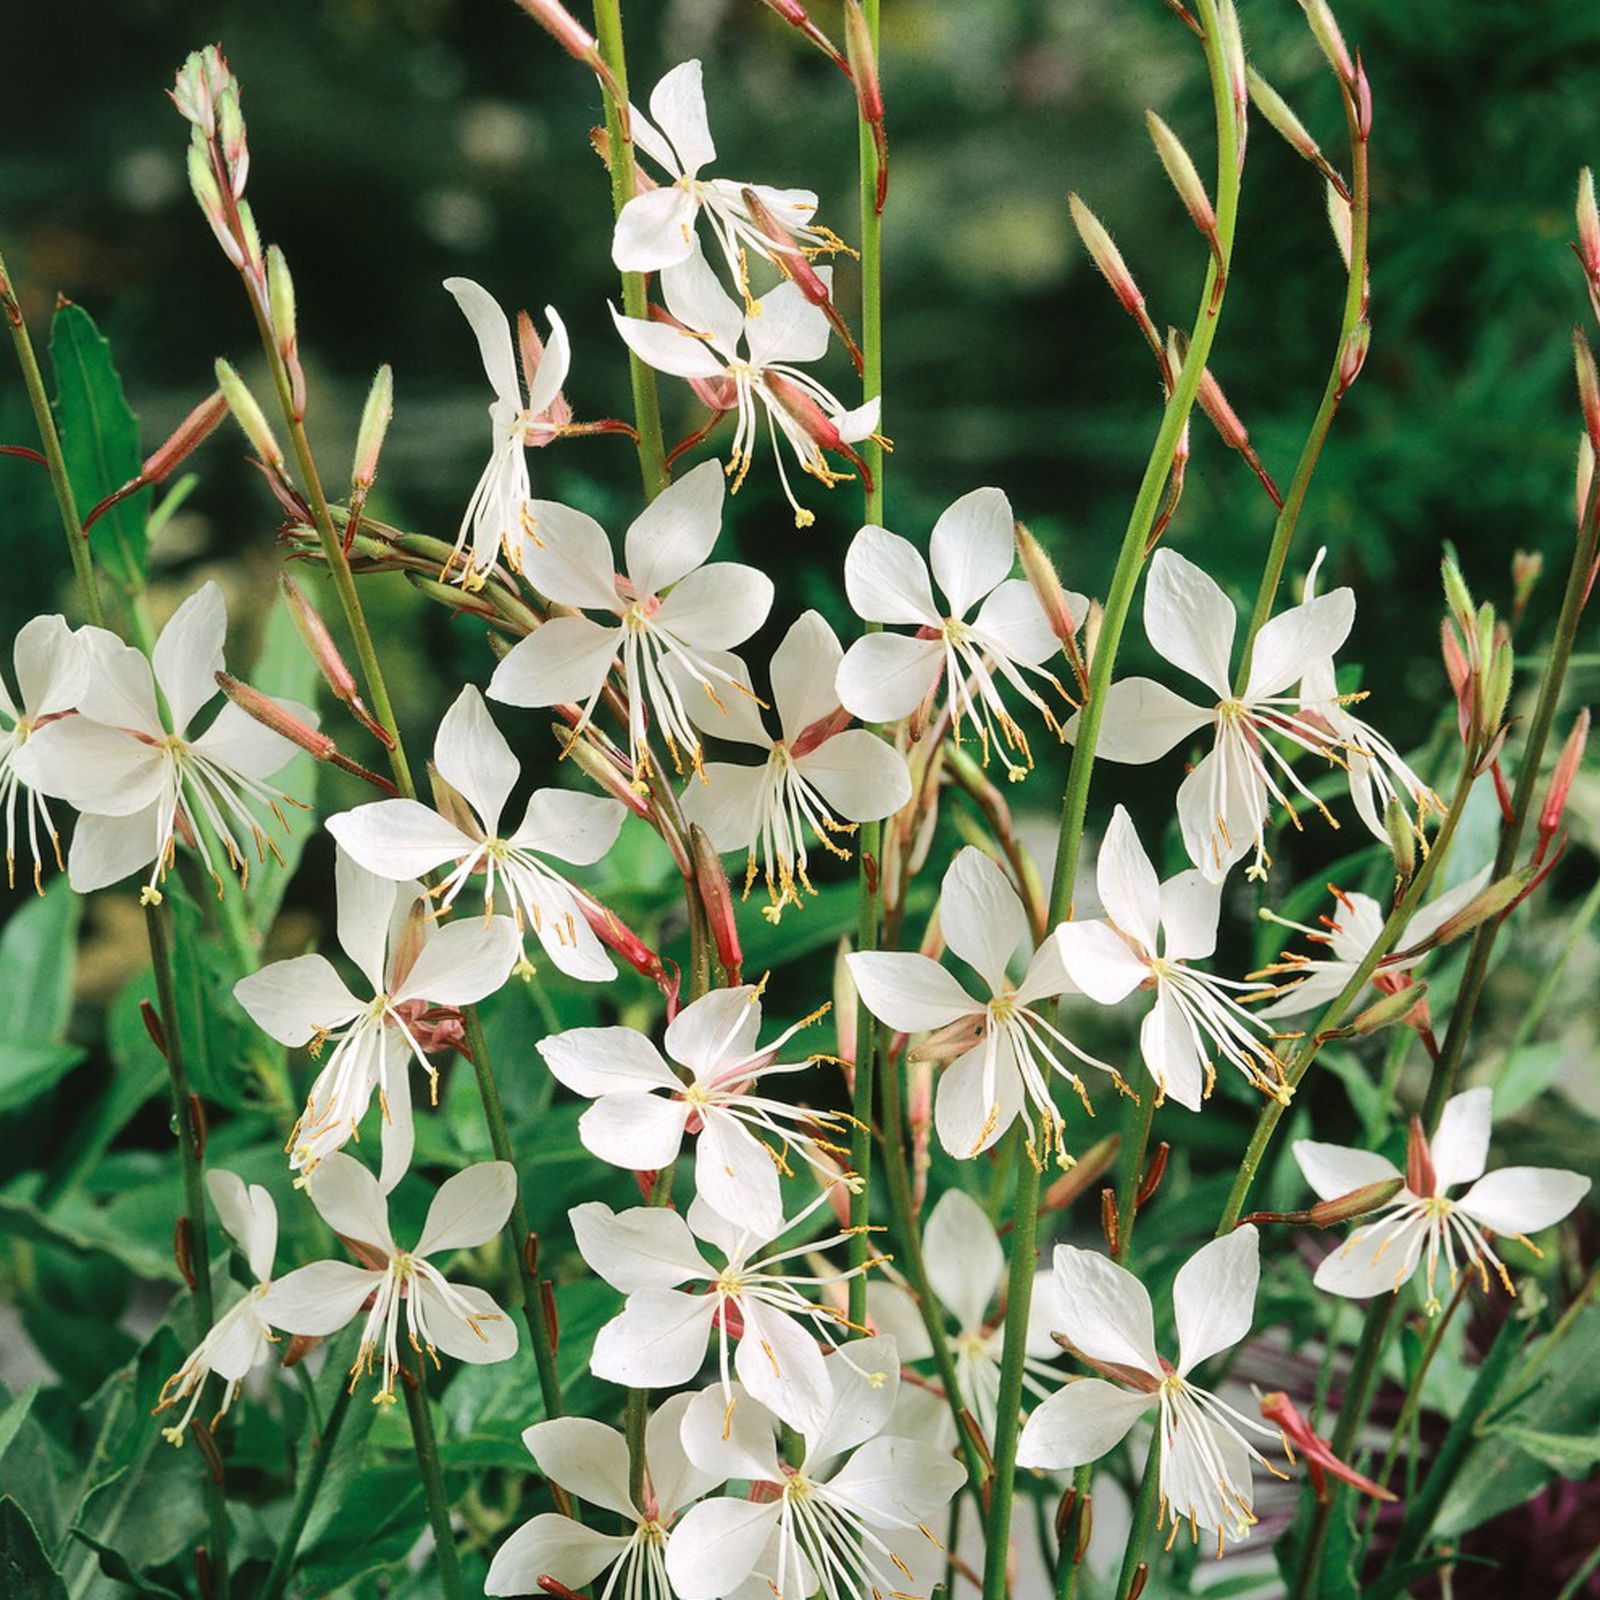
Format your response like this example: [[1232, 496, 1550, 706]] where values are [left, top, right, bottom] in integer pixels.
[[1113, 1443, 1164, 1600], [257, 1367, 355, 1600], [1556, 1543, 1600, 1600], [0, 244, 106, 628], [849, 0, 886, 1331], [592, 0, 669, 501], [400, 1344, 467, 1600], [1370, 1274, 1469, 1493], [983, 9, 1243, 1595], [1112, 1087, 1158, 1265]]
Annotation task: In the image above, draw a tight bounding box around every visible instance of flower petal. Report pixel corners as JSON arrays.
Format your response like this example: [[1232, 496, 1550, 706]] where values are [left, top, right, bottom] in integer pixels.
[[326, 801, 471, 881], [665, 985, 764, 1077], [610, 304, 729, 380], [259, 1260, 379, 1336], [581, 1093, 691, 1173], [153, 581, 228, 735], [1313, 1214, 1427, 1299], [1455, 1167, 1591, 1235], [308, 1151, 395, 1250], [940, 847, 1026, 996], [13, 614, 88, 717], [649, 60, 716, 177], [798, 730, 911, 824], [392, 915, 519, 1007], [746, 278, 831, 369], [234, 953, 361, 1046], [206, 1170, 277, 1284], [843, 525, 940, 627], [769, 611, 842, 738], [570, 1201, 708, 1291], [1048, 1245, 1161, 1375], [665, 1497, 779, 1600], [627, 459, 727, 597], [416, 1278, 518, 1365], [923, 1188, 1003, 1334], [540, 1026, 679, 1097], [523, 1417, 636, 1517], [517, 501, 623, 612], [417, 1161, 516, 1256], [679, 1378, 785, 1483], [846, 951, 977, 1033], [1097, 806, 1162, 954], [1076, 678, 1212, 764], [929, 487, 1016, 620], [1244, 588, 1356, 701], [935, 1038, 1025, 1159], [1017, 1379, 1151, 1470], [653, 564, 774, 650], [444, 277, 521, 409], [1053, 920, 1146, 1007], [488, 616, 620, 709], [735, 1296, 833, 1432], [1293, 1140, 1401, 1202], [1159, 870, 1221, 964], [1145, 549, 1236, 700], [486, 1514, 628, 1597], [334, 847, 401, 991], [612, 185, 701, 272], [1430, 1087, 1493, 1191], [834, 632, 943, 724], [828, 1434, 967, 1527], [66, 807, 165, 892], [659, 250, 745, 357], [970, 578, 1070, 669], [1173, 1226, 1259, 1376], [590, 1288, 717, 1387], [1140, 988, 1206, 1111]]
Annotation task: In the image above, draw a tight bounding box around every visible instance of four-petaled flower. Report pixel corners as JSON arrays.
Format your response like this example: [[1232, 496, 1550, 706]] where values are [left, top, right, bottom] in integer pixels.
[[486, 459, 773, 779], [1295, 1087, 1590, 1312], [1055, 806, 1284, 1111], [443, 276, 571, 584], [1078, 548, 1358, 882], [836, 489, 1080, 778], [262, 1153, 519, 1403], [1, 615, 87, 889], [234, 848, 519, 1185], [1018, 1226, 1283, 1554], [849, 847, 1109, 1165], [326, 686, 625, 981], [680, 611, 910, 915]]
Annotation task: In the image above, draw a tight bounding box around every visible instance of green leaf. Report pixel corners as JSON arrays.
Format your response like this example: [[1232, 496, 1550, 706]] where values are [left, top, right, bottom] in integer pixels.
[[49, 303, 148, 592], [296, 1465, 428, 1594], [0, 879, 85, 1116], [0, 1192, 182, 1283], [0, 1389, 38, 1468], [1493, 1041, 1566, 1120], [0, 1497, 66, 1600], [66, 1528, 188, 1600], [1490, 1423, 1600, 1476]]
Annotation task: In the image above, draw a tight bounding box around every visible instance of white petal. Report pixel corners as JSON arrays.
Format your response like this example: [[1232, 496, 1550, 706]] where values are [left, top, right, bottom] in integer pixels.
[[201, 1298, 274, 1382], [649, 61, 716, 176], [376, 1050, 415, 1196], [1430, 1087, 1493, 1191], [745, 279, 830, 369], [1145, 549, 1236, 699], [610, 305, 728, 380], [334, 847, 401, 991], [22, 717, 164, 814], [590, 1289, 716, 1387], [929, 487, 1015, 620], [524, 305, 571, 417], [834, 632, 944, 724], [393, 916, 518, 1007], [581, 1094, 690, 1172], [808, 1336, 902, 1461], [428, 687, 516, 837], [935, 1038, 1025, 1160], [665, 1498, 778, 1600], [153, 581, 227, 734], [1455, 1168, 1591, 1235], [416, 1278, 518, 1365], [1053, 920, 1146, 1007], [770, 611, 843, 738], [1140, 989, 1206, 1111], [570, 1201, 708, 1291], [1175, 743, 1264, 884], [1097, 807, 1162, 953], [680, 763, 765, 851], [417, 1162, 516, 1256], [970, 578, 1068, 669], [626, 459, 727, 597], [1048, 1245, 1161, 1375], [206, 1170, 277, 1284], [1173, 1226, 1259, 1376], [659, 251, 745, 357], [1013, 934, 1078, 1006], [647, 1389, 723, 1516], [941, 847, 1025, 995], [1313, 1215, 1427, 1298], [66, 806, 165, 891], [1017, 1379, 1152, 1470], [735, 1297, 833, 1433], [828, 1435, 967, 1526], [666, 985, 763, 1076], [1293, 1141, 1400, 1202], [234, 954, 361, 1046], [76, 634, 163, 736], [798, 731, 911, 824], [843, 525, 940, 626], [307, 1151, 394, 1251], [846, 951, 978, 1032], [13, 614, 88, 717], [1159, 870, 1221, 964], [923, 1188, 1003, 1333], [510, 786, 626, 865], [612, 185, 701, 272], [1244, 589, 1356, 701], [444, 277, 521, 409], [523, 1418, 635, 1517], [540, 1026, 678, 1097], [326, 801, 471, 881], [1078, 678, 1212, 764], [189, 701, 301, 781], [487, 1515, 628, 1597], [488, 616, 620, 709], [259, 1260, 379, 1335], [679, 1378, 785, 1483], [653, 564, 773, 650], [516, 501, 622, 612]]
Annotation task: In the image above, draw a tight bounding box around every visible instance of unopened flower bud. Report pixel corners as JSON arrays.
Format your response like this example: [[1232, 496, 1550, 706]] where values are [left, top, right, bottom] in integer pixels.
[[1336, 320, 1370, 396], [1383, 796, 1416, 878], [1539, 707, 1589, 841], [143, 390, 229, 484], [280, 573, 359, 704], [1397, 868, 1535, 960], [1481, 625, 1514, 736], [1299, 0, 1355, 84], [1580, 435, 1596, 526], [1068, 193, 1144, 316], [214, 672, 329, 761], [1247, 69, 1321, 165], [427, 763, 481, 837], [843, 1, 884, 129], [214, 358, 285, 471], [1512, 549, 1543, 617], [1260, 1391, 1398, 1502], [833, 937, 858, 1068], [1577, 167, 1600, 281], [234, 198, 264, 274], [1307, 1176, 1404, 1226], [579, 899, 676, 1005], [1326, 182, 1353, 270], [554, 725, 651, 820], [267, 246, 296, 355], [186, 142, 226, 226], [1576, 330, 1600, 454], [352, 364, 394, 490], [1440, 557, 1478, 641], [171, 46, 232, 135], [1323, 982, 1428, 1041], [216, 86, 248, 196], [689, 823, 743, 981], [1146, 111, 1216, 240], [1196, 365, 1249, 451], [1017, 526, 1083, 649], [1217, 0, 1248, 139]]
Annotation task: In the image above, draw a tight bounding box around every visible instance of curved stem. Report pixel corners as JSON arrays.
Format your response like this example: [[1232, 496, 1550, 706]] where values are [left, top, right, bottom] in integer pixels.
[[257, 1362, 355, 1600]]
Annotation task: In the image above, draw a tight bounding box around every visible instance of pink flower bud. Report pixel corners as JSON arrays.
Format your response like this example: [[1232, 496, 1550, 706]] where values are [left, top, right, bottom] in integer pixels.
[[1336, 320, 1370, 397], [1260, 1391, 1397, 1503], [1576, 330, 1600, 454], [580, 899, 678, 1007], [214, 357, 285, 472], [1146, 111, 1216, 241], [1068, 194, 1144, 316], [143, 391, 229, 484], [1016, 526, 1085, 656], [214, 672, 332, 761], [1299, 0, 1356, 84], [843, 1, 883, 128], [689, 824, 743, 981], [1306, 1176, 1405, 1226], [1577, 168, 1600, 281], [280, 573, 358, 704], [1540, 707, 1589, 842]]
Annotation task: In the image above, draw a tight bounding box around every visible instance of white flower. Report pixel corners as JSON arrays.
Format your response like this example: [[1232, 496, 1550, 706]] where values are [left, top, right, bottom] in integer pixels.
[[156, 1170, 280, 1442], [1018, 1227, 1282, 1553], [1296, 1087, 1591, 1312], [849, 847, 1108, 1164], [19, 583, 311, 899], [234, 849, 518, 1184], [0, 615, 87, 889], [679, 611, 911, 915], [486, 459, 773, 779], [261, 1153, 519, 1402], [1054, 806, 1283, 1112], [613, 59, 830, 276], [442, 277, 571, 583], [611, 251, 877, 527], [572, 1190, 869, 1432], [1258, 865, 1492, 1019], [326, 686, 625, 981], [541, 982, 841, 1238], [667, 1337, 966, 1600], [1079, 547, 1358, 882], [835, 490, 1081, 777], [485, 1392, 721, 1600]]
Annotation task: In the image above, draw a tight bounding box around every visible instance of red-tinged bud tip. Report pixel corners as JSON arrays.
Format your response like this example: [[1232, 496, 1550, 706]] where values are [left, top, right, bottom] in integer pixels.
[[1541, 707, 1590, 837], [1196, 368, 1249, 451], [1300, 0, 1356, 84], [1577, 168, 1600, 278], [1337, 321, 1370, 395], [353, 364, 395, 489], [1247, 69, 1320, 162], [1068, 194, 1144, 316], [1406, 1115, 1437, 1199], [215, 671, 333, 761], [143, 390, 230, 484], [1145, 111, 1216, 237], [280, 573, 361, 703], [689, 824, 743, 978], [1017, 526, 1084, 649], [1576, 331, 1600, 452], [843, 1, 884, 125], [1260, 1392, 1398, 1502], [1305, 1175, 1405, 1226]]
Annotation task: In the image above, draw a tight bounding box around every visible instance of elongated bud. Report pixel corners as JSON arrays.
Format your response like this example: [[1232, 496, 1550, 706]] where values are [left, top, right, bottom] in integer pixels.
[[214, 673, 327, 760], [843, 1, 887, 212], [1068, 193, 1143, 316], [1299, 0, 1355, 83], [755, 0, 850, 74], [1040, 1134, 1119, 1214], [1512, 549, 1543, 619], [690, 823, 743, 981], [267, 246, 296, 352], [1100, 1187, 1119, 1255], [1216, 0, 1248, 151], [428, 764, 481, 837], [216, 85, 248, 195], [280, 573, 359, 704], [1321, 982, 1428, 1041], [1540, 707, 1589, 840], [1146, 112, 1216, 239], [185, 141, 226, 225], [1481, 624, 1514, 737], [1576, 331, 1600, 454], [1016, 526, 1082, 648], [1398, 867, 1536, 960], [214, 357, 285, 471], [1326, 182, 1353, 270], [1440, 556, 1477, 641], [1382, 796, 1416, 877], [1336, 320, 1370, 397], [233, 198, 264, 275], [1195, 364, 1248, 451], [1248, 68, 1320, 163], [1580, 434, 1596, 526], [558, 727, 652, 820], [1244, 1176, 1405, 1229], [353, 364, 394, 490], [579, 900, 677, 1006], [143, 390, 229, 484], [1260, 1391, 1398, 1502], [833, 937, 858, 1067], [1405, 1114, 1437, 1198], [1578, 168, 1600, 281]]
